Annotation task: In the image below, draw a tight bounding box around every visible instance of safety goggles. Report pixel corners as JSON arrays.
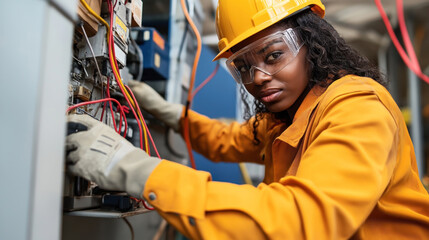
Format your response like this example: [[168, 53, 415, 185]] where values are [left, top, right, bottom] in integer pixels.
[[226, 28, 303, 85]]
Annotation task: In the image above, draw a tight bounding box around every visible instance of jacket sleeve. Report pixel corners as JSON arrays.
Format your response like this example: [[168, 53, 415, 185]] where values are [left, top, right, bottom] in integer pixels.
[[179, 110, 266, 164], [143, 91, 397, 239]]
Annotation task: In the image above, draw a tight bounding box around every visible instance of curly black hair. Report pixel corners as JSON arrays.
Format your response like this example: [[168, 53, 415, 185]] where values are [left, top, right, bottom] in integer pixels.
[[240, 9, 387, 145]]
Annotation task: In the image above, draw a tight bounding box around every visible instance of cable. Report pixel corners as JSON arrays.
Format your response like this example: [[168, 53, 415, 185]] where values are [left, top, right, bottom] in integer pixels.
[[192, 63, 220, 98], [122, 218, 135, 240], [80, 22, 104, 100], [396, 0, 420, 71], [125, 85, 161, 159], [107, 0, 150, 153], [75, 0, 157, 211], [177, 23, 189, 62], [375, 0, 429, 83], [66, 98, 127, 121], [141, 200, 155, 211], [81, 0, 158, 211], [80, 0, 122, 131], [374, 0, 417, 72], [79, 0, 109, 29], [130, 37, 144, 81], [180, 0, 202, 169], [80, 23, 103, 80], [80, 23, 120, 133], [82, 0, 147, 151], [177, 0, 189, 62]]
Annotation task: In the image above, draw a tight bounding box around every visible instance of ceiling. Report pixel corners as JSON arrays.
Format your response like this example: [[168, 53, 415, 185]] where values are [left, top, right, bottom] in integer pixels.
[[199, 0, 429, 66], [140, 0, 429, 73]]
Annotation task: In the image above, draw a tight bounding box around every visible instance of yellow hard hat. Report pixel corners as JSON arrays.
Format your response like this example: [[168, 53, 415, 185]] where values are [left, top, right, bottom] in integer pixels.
[[213, 0, 325, 61]]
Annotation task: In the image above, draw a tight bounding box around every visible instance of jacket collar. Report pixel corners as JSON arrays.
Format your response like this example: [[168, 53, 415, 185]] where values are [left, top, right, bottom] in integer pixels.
[[276, 85, 325, 147]]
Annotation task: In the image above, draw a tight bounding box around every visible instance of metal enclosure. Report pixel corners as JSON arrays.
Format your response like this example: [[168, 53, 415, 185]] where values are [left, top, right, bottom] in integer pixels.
[[0, 1, 76, 239]]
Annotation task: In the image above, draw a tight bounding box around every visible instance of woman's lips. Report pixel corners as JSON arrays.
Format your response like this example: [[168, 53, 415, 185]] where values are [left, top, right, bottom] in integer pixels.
[[259, 89, 282, 103]]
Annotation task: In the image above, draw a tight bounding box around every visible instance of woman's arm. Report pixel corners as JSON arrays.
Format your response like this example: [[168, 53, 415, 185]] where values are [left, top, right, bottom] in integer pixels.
[[181, 110, 267, 164], [143, 90, 398, 239]]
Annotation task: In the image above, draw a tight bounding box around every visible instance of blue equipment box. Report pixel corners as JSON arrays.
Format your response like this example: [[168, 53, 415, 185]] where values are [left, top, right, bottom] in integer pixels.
[[137, 28, 170, 80]]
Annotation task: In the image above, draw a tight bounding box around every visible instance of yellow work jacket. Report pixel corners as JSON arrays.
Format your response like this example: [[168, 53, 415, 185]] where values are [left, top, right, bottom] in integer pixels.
[[143, 75, 429, 239]]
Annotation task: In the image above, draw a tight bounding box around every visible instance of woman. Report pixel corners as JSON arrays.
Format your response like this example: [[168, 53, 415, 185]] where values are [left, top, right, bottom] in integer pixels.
[[66, 0, 429, 239]]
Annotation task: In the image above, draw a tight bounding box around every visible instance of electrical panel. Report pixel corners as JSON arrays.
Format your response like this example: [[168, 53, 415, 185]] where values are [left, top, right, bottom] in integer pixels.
[[64, 0, 182, 214], [62, 3, 197, 240], [64, 0, 192, 218]]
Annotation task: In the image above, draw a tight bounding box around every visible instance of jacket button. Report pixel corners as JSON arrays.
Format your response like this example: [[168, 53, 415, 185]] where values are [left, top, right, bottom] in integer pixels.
[[148, 192, 157, 201], [189, 217, 196, 226]]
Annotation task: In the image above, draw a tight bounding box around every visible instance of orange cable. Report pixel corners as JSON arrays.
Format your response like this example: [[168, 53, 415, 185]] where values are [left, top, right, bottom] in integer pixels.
[[180, 0, 202, 169]]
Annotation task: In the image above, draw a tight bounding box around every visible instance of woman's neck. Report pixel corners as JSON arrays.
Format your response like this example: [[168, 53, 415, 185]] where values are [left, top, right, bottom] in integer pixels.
[[287, 86, 311, 120]]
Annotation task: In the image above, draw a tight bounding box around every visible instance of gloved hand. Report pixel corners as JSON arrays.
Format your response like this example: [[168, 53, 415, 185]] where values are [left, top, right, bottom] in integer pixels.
[[65, 114, 161, 198], [128, 79, 183, 132]]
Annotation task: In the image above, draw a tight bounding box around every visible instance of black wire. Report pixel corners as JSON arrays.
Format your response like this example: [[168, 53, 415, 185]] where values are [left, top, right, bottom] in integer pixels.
[[123, 217, 135, 240]]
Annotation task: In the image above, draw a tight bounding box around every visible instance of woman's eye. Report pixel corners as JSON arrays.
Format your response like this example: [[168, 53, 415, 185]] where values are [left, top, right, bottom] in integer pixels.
[[237, 65, 249, 73], [266, 51, 283, 62]]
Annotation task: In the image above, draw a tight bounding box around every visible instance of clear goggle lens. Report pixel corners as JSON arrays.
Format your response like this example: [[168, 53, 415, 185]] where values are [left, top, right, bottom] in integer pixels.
[[226, 28, 303, 85]]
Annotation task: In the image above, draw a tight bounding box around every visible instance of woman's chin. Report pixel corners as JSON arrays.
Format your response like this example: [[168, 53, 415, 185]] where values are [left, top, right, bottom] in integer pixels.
[[265, 103, 290, 113]]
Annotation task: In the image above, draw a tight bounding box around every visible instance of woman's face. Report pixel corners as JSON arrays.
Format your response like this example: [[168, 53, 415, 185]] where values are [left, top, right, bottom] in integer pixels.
[[233, 26, 309, 114]]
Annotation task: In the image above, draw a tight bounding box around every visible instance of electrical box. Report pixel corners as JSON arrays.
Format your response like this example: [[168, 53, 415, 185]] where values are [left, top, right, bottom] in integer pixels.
[[135, 28, 170, 80], [65, 0, 138, 213]]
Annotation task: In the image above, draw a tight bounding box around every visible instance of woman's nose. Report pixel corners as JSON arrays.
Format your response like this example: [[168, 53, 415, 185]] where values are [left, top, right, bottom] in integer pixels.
[[252, 67, 272, 85]]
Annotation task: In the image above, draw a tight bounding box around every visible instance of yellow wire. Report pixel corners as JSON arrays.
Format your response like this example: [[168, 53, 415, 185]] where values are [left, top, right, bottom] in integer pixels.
[[79, 0, 150, 152], [79, 0, 109, 30], [109, 49, 150, 152]]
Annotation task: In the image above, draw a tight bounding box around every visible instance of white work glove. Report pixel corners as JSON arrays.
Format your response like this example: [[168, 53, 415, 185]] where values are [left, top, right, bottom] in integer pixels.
[[65, 114, 161, 198], [128, 79, 183, 132]]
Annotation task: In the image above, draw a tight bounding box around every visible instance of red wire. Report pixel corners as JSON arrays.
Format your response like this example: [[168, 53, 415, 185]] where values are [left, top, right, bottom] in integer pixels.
[[107, 1, 154, 211], [192, 63, 220, 99], [107, 0, 145, 150], [100, 98, 107, 121], [375, 0, 429, 83], [67, 98, 154, 210], [107, 76, 128, 139], [374, 0, 417, 71], [141, 200, 155, 211], [98, 79, 127, 137], [125, 85, 162, 159], [396, 0, 420, 71], [130, 196, 155, 211], [106, 77, 121, 134], [105, 1, 124, 135], [66, 98, 126, 121]]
